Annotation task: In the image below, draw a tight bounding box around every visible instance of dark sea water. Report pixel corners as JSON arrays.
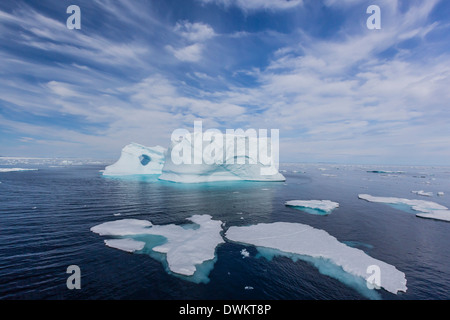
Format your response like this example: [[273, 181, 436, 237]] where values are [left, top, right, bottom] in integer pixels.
[[1, 159, 450, 300]]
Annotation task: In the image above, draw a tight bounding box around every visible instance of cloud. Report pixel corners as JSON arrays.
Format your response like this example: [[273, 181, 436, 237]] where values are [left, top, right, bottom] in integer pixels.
[[198, 0, 303, 11], [46, 81, 80, 98], [1, 0, 449, 164], [174, 21, 216, 42], [166, 43, 204, 62]]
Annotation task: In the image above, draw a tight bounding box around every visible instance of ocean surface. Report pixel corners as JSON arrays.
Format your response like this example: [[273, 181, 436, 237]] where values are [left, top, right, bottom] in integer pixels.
[[1, 158, 450, 300]]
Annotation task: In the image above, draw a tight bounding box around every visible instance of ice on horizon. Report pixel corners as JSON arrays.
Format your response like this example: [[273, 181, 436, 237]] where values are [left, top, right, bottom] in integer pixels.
[[91, 215, 224, 280], [103, 143, 165, 176], [0, 168, 38, 172], [285, 200, 339, 215], [367, 170, 405, 174], [359, 194, 450, 222], [225, 222, 407, 295]]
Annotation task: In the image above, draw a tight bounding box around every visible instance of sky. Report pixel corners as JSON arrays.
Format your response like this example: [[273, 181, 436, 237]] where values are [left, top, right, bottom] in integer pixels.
[[0, 0, 449, 165]]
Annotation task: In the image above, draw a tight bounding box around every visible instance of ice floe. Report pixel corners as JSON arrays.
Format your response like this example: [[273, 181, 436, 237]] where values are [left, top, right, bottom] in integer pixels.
[[240, 249, 250, 258], [358, 194, 450, 222], [438, 192, 445, 197], [412, 190, 433, 197], [91, 215, 224, 279], [285, 200, 339, 215], [416, 210, 450, 222], [103, 143, 165, 176], [225, 222, 407, 294]]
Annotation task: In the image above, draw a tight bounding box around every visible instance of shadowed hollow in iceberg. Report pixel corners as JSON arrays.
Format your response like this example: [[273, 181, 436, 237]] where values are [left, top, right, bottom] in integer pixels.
[[103, 143, 165, 176], [225, 222, 407, 294]]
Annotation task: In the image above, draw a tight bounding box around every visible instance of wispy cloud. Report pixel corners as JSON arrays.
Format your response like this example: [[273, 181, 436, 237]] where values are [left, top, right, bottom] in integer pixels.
[[198, 0, 303, 11], [0, 0, 449, 164]]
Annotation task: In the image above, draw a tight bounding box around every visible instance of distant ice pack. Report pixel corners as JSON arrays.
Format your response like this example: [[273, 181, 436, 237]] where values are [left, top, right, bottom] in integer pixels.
[[0, 168, 38, 172]]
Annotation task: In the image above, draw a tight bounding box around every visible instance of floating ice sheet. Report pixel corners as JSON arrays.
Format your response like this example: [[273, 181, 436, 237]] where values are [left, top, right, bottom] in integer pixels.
[[285, 200, 339, 215], [91, 215, 224, 280], [225, 222, 407, 295], [359, 194, 450, 222]]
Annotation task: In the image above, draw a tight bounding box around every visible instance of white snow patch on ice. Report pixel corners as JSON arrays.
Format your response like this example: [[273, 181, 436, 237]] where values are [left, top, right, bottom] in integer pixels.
[[103, 143, 165, 176], [104, 238, 145, 253], [91, 215, 224, 277], [91, 219, 153, 236], [225, 222, 407, 294]]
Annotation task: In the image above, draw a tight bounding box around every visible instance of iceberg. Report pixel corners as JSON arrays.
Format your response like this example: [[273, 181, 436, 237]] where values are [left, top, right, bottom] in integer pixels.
[[285, 200, 339, 215], [225, 222, 407, 295], [103, 143, 165, 176], [358, 194, 450, 222], [91, 215, 224, 281], [158, 132, 285, 183]]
